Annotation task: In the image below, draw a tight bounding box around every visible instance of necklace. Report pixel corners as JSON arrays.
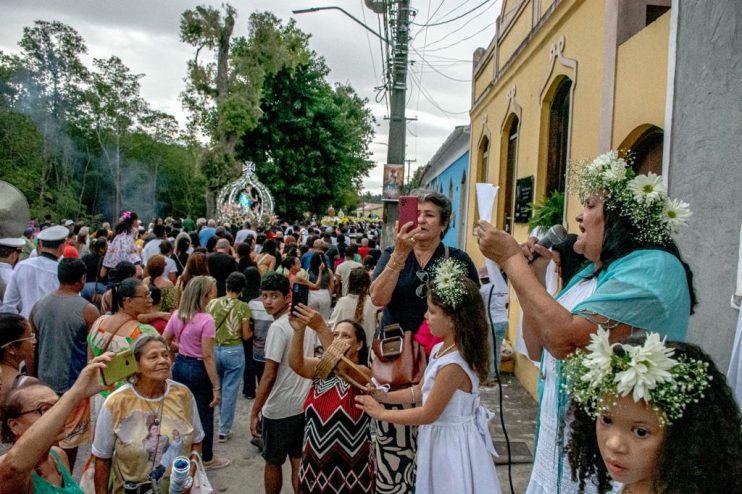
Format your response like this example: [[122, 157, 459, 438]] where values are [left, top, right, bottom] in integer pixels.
[[435, 342, 456, 359]]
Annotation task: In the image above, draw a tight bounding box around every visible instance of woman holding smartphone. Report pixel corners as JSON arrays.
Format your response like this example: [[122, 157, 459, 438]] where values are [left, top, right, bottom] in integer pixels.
[[369, 190, 478, 493]]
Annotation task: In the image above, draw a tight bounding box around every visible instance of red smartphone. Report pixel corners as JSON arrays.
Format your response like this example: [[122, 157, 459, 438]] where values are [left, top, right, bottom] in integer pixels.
[[398, 195, 419, 230]]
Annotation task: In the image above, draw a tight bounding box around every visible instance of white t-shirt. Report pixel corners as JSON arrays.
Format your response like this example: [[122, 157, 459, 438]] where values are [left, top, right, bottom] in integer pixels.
[[335, 259, 364, 296], [163, 256, 177, 279], [261, 313, 314, 419], [141, 238, 164, 265], [235, 229, 257, 245], [480, 282, 509, 323]]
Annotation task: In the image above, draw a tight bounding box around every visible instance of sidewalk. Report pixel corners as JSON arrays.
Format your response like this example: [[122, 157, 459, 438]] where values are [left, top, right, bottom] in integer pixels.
[[205, 373, 537, 493]]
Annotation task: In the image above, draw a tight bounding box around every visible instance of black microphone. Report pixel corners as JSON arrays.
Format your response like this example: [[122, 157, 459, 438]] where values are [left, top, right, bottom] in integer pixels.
[[529, 224, 568, 262]]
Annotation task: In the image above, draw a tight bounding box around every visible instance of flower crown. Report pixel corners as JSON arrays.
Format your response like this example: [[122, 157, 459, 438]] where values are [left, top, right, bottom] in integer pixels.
[[429, 258, 468, 309], [120, 211, 132, 221], [563, 328, 711, 426], [570, 151, 691, 245]]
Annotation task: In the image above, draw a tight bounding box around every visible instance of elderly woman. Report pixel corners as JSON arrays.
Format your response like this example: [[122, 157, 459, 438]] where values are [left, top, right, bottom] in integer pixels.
[[164, 276, 229, 470], [0, 356, 110, 494], [92, 335, 204, 493], [0, 313, 36, 405], [476, 151, 696, 493], [288, 305, 374, 493], [369, 190, 478, 492]]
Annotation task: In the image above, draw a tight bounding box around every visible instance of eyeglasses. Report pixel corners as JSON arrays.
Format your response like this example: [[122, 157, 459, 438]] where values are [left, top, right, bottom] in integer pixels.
[[17, 402, 56, 417], [415, 270, 429, 299], [0, 334, 37, 349]]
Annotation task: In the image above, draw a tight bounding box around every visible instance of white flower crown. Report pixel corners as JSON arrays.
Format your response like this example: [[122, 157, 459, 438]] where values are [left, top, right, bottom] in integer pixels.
[[570, 151, 691, 245], [563, 328, 712, 426], [429, 258, 468, 309]]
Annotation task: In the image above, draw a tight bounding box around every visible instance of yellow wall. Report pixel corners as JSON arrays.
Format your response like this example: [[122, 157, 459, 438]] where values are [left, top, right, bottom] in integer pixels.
[[612, 10, 670, 148], [466, 0, 670, 397]]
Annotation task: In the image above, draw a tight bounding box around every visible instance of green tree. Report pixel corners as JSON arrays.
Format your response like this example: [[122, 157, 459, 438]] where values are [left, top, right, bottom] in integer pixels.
[[240, 55, 375, 219], [180, 6, 308, 217], [85, 56, 148, 216]]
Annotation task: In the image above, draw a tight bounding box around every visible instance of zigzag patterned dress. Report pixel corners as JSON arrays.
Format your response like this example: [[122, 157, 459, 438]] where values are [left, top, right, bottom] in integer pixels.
[[300, 375, 375, 493]]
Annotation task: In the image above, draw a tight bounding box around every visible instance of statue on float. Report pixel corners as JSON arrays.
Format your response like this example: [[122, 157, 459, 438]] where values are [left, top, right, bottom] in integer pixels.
[[217, 162, 274, 226]]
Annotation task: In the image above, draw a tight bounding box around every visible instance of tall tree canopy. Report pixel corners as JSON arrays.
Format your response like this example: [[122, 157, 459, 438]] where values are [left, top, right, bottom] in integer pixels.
[[0, 20, 206, 222]]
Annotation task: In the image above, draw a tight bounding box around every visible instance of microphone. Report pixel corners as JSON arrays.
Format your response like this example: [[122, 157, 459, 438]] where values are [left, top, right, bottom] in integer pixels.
[[529, 224, 568, 262]]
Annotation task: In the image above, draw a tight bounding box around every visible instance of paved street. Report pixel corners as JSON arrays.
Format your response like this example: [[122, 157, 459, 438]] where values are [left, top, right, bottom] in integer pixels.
[[203, 373, 537, 493]]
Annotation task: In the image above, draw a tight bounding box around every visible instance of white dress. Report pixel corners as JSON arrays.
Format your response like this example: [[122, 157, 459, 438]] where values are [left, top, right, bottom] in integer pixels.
[[526, 277, 600, 494], [415, 342, 502, 494]]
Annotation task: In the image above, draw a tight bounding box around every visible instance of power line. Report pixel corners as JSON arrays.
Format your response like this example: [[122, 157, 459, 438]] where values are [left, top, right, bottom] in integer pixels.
[[408, 69, 470, 116], [412, 0, 491, 27], [422, 0, 496, 48], [412, 46, 471, 82], [420, 21, 493, 52]]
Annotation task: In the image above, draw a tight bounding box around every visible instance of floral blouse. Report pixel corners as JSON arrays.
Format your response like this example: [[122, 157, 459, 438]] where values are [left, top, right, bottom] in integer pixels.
[[103, 231, 141, 269]]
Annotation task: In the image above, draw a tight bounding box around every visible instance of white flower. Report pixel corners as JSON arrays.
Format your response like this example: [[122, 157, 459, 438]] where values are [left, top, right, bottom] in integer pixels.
[[604, 160, 628, 182], [614, 333, 677, 402], [628, 173, 667, 203], [580, 327, 615, 386], [662, 198, 692, 231]]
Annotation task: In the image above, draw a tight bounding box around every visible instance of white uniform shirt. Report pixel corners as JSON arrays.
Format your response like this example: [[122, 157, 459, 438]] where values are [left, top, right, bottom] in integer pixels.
[[0, 262, 13, 287], [1, 255, 60, 318], [141, 238, 164, 266]]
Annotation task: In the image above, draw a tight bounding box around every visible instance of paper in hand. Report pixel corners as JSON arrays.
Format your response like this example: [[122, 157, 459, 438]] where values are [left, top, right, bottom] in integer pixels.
[[475, 183, 499, 223], [475, 183, 505, 284]]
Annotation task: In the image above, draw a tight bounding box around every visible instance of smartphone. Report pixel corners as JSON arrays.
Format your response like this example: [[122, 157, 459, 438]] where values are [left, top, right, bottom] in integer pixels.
[[398, 195, 419, 230], [100, 350, 138, 386], [291, 283, 309, 313]]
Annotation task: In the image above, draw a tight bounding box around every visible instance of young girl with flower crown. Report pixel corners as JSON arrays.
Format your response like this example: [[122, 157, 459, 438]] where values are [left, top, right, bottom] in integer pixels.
[[563, 330, 742, 494], [356, 258, 502, 494]]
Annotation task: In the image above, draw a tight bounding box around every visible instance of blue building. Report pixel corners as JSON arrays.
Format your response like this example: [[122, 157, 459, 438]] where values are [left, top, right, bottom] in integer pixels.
[[420, 125, 470, 249]]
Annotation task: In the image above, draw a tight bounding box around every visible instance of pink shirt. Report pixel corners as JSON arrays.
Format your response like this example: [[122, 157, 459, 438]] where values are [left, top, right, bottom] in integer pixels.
[[164, 311, 215, 358]]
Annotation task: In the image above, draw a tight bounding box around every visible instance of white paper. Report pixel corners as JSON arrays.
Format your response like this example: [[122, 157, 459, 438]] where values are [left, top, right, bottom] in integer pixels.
[[475, 183, 499, 223]]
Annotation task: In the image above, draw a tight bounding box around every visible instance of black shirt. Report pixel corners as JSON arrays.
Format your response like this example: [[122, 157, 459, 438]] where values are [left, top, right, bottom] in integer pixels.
[[207, 252, 238, 297], [372, 244, 479, 334]]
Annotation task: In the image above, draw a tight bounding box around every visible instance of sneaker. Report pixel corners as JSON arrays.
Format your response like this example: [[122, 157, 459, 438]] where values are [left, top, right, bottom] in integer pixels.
[[204, 456, 231, 470], [217, 432, 232, 443]]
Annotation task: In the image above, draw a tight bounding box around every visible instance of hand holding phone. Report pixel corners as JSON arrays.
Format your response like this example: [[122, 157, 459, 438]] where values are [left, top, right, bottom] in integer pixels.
[[100, 350, 138, 386], [291, 283, 309, 314], [398, 196, 419, 230]]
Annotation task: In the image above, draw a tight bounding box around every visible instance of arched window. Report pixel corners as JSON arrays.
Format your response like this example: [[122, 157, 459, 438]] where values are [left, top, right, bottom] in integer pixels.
[[501, 115, 519, 234], [546, 78, 572, 195], [478, 136, 490, 183], [630, 126, 663, 176]]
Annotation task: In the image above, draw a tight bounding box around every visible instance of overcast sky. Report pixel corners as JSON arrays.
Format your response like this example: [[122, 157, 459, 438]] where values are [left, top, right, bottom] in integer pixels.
[[0, 0, 501, 195]]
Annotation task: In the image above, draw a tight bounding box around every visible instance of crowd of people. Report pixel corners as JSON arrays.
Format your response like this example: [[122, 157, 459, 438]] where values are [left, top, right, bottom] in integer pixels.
[[0, 152, 741, 494]]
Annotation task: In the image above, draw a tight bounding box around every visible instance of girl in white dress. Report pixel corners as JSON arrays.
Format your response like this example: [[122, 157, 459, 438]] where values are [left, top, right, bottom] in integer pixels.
[[356, 258, 502, 494]]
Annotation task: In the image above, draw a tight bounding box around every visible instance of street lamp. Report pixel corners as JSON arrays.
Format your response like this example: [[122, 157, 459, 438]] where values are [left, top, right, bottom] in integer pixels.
[[292, 7, 390, 45]]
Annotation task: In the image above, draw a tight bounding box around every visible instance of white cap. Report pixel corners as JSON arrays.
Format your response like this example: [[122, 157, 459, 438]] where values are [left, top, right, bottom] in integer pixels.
[[0, 237, 25, 248], [37, 225, 69, 242], [64, 219, 74, 226]]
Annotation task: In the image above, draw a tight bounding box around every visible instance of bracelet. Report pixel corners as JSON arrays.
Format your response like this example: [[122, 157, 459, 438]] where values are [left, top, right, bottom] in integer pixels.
[[409, 387, 415, 403], [213, 386, 221, 391], [387, 258, 405, 272]]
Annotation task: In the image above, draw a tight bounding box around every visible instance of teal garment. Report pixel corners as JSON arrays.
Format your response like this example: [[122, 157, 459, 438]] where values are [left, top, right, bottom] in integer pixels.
[[563, 249, 690, 340], [31, 450, 83, 494]]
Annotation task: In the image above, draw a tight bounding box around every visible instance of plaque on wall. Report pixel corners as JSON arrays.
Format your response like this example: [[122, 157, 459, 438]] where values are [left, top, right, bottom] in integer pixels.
[[514, 175, 534, 223]]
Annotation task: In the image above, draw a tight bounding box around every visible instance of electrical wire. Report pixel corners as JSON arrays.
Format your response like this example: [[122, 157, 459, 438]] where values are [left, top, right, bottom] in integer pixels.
[[360, 0, 380, 85], [421, 0, 497, 48], [487, 286, 515, 494], [408, 69, 469, 116], [412, 46, 471, 82], [412, 0, 492, 27], [420, 21, 493, 52]]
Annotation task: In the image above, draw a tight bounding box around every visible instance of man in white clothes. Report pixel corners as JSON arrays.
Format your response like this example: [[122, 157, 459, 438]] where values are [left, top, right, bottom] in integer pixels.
[[250, 272, 314, 494], [1, 225, 67, 318], [334, 244, 363, 297], [235, 221, 257, 245], [0, 236, 25, 301]]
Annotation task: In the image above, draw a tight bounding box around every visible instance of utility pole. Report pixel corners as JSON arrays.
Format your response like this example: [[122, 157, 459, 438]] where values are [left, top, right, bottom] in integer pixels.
[[381, 0, 412, 248]]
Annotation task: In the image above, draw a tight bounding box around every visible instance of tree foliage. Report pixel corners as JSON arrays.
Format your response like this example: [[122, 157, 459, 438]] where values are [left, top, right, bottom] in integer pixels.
[[0, 20, 206, 223]]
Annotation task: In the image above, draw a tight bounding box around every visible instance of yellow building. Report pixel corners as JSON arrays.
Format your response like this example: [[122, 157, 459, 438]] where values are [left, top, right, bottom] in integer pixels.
[[466, 0, 672, 397]]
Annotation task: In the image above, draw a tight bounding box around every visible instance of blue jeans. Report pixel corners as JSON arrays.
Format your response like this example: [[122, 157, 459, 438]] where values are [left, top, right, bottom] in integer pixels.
[[172, 354, 214, 461], [215, 345, 245, 435], [489, 321, 508, 378]]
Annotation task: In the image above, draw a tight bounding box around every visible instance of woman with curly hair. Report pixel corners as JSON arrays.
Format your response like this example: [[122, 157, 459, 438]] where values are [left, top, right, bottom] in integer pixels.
[[564, 333, 742, 494], [356, 259, 502, 494]]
